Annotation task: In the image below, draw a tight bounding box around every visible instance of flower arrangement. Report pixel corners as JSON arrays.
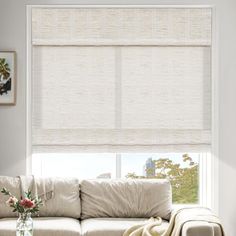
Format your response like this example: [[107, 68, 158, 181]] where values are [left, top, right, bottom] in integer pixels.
[[1, 188, 42, 215]]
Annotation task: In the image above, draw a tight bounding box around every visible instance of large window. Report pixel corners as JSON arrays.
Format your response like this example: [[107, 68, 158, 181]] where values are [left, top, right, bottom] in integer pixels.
[[29, 6, 213, 207], [32, 152, 210, 205]]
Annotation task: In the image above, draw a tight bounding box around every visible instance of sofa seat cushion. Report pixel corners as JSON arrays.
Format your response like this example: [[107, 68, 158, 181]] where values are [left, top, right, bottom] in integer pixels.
[[81, 218, 169, 236], [0, 217, 81, 236]]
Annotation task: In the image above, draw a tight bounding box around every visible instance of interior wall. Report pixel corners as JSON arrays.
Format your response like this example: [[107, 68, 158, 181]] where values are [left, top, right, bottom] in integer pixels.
[[0, 0, 235, 235]]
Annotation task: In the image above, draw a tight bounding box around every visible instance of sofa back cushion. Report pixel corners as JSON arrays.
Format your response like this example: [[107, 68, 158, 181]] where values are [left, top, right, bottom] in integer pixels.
[[37, 177, 81, 218], [0, 176, 20, 218], [0, 176, 81, 219], [80, 179, 172, 220]]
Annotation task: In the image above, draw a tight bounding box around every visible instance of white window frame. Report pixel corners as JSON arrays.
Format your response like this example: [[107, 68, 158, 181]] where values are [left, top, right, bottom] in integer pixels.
[[26, 4, 219, 213]]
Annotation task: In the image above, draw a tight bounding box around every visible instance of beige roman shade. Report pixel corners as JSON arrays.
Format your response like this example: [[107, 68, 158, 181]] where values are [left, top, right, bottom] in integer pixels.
[[31, 7, 212, 153]]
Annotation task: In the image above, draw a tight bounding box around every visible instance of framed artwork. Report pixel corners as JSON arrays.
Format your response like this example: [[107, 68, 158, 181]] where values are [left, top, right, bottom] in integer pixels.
[[0, 51, 16, 105]]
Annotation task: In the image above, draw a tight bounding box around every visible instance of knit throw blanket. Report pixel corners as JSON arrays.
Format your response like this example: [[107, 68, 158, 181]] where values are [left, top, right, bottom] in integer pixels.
[[123, 207, 225, 236], [18, 175, 54, 203]]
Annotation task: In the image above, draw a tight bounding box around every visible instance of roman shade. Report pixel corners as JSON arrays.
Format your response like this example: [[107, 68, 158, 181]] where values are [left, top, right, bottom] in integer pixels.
[[31, 7, 212, 153]]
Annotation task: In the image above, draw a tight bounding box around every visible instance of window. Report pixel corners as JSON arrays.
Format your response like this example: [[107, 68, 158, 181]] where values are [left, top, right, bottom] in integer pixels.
[[29, 6, 213, 207], [32, 152, 210, 205]]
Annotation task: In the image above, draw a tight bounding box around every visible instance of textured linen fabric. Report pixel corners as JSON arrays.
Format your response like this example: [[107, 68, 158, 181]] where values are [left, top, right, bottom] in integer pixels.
[[81, 179, 172, 220], [32, 45, 211, 153], [0, 176, 20, 218], [32, 8, 211, 45], [31, 7, 212, 154], [0, 217, 81, 236], [81, 218, 169, 236]]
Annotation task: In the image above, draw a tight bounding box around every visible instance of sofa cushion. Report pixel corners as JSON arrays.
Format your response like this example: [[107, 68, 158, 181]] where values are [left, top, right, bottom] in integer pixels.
[[81, 218, 169, 236], [0, 176, 20, 218], [0, 217, 81, 236], [81, 179, 172, 220], [37, 177, 81, 218], [0, 176, 81, 218]]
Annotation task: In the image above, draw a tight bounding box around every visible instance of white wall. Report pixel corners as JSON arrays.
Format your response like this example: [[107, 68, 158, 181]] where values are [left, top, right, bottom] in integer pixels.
[[0, 0, 236, 235]]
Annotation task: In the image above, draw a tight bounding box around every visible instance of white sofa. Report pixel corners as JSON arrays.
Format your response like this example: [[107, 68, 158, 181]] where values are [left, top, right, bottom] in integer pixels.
[[0, 176, 222, 236]]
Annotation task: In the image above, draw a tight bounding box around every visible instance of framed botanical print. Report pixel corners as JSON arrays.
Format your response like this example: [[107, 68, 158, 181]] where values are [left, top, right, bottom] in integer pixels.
[[0, 51, 16, 105]]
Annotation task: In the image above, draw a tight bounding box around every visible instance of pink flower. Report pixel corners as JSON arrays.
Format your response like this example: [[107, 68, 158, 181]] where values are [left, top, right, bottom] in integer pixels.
[[6, 196, 18, 207], [19, 198, 35, 208]]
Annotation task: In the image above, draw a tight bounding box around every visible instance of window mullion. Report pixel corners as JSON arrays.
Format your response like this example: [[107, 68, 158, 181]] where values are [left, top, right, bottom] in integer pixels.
[[116, 153, 122, 178], [115, 47, 122, 179]]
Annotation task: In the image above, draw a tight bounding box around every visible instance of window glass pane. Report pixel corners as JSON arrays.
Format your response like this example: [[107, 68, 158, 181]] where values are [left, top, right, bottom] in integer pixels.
[[121, 153, 199, 204], [32, 152, 201, 204], [32, 153, 116, 179]]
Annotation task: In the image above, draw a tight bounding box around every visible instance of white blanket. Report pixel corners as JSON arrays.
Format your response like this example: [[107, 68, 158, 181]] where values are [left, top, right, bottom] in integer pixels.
[[123, 207, 225, 236], [123, 217, 163, 236]]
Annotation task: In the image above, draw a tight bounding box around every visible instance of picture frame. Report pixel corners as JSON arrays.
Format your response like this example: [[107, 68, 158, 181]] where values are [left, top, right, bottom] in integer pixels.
[[0, 51, 16, 105]]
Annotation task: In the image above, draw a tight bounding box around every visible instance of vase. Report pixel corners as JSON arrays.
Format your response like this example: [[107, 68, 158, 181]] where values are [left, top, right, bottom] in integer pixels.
[[16, 213, 33, 236]]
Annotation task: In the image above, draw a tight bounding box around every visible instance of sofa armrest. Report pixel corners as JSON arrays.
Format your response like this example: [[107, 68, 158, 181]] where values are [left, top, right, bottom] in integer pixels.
[[168, 207, 224, 236], [182, 221, 223, 236]]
